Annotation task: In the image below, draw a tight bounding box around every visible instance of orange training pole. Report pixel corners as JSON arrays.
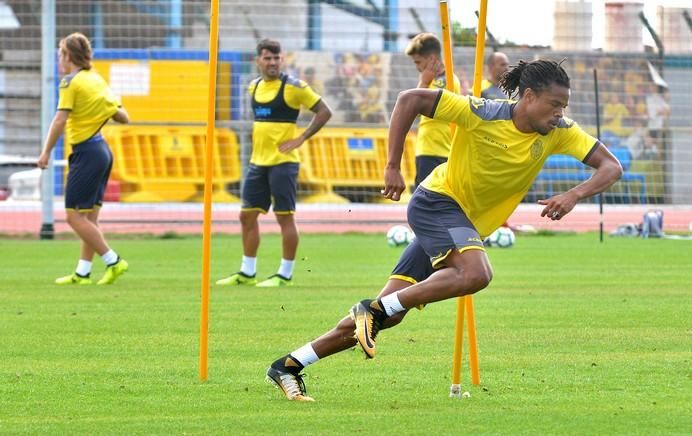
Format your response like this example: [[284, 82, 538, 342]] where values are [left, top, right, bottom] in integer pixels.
[[439, 0, 457, 136], [467, 0, 489, 386], [199, 0, 220, 382], [439, 0, 466, 398]]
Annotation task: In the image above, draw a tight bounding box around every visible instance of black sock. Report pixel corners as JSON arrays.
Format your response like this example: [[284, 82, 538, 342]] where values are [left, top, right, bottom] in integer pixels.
[[272, 354, 304, 374]]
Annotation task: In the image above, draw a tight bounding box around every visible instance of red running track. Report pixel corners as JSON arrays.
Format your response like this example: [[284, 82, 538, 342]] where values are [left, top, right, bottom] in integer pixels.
[[1, 201, 691, 236]]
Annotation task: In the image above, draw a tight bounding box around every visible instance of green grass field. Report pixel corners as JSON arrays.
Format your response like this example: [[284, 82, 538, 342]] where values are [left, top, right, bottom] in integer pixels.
[[1, 233, 690, 434]]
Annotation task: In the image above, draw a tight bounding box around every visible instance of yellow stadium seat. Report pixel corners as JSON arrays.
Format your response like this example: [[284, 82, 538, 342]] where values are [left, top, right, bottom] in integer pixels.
[[101, 125, 240, 202], [298, 127, 416, 203]]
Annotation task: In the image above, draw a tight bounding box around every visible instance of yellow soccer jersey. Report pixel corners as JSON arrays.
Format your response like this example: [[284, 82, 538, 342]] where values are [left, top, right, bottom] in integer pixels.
[[57, 69, 120, 145], [415, 73, 461, 158], [248, 74, 321, 166], [422, 90, 598, 238]]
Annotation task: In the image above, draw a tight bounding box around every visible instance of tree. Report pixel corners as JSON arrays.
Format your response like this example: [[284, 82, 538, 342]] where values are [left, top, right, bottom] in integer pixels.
[[452, 21, 476, 47]]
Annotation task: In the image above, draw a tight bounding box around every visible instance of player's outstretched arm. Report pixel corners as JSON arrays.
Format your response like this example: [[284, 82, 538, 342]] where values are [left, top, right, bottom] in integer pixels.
[[383, 89, 440, 201], [538, 143, 623, 220]]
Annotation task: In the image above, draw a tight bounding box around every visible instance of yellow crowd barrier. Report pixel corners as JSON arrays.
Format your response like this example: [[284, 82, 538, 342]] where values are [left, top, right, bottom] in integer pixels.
[[298, 127, 417, 203], [101, 125, 240, 202]]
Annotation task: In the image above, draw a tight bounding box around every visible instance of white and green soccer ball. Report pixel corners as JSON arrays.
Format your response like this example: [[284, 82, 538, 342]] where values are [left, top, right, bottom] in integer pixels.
[[484, 226, 516, 248], [386, 225, 415, 247]]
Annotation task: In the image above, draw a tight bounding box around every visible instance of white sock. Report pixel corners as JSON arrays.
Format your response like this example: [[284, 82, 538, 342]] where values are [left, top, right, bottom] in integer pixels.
[[278, 258, 294, 279], [240, 256, 256, 276], [381, 292, 406, 316], [101, 250, 118, 266], [291, 343, 319, 368], [76, 259, 92, 277]]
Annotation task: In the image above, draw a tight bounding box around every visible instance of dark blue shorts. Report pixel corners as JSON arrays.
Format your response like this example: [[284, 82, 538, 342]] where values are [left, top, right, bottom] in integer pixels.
[[415, 155, 447, 187], [64, 134, 113, 211], [406, 187, 484, 269], [241, 162, 299, 214], [390, 238, 435, 284]]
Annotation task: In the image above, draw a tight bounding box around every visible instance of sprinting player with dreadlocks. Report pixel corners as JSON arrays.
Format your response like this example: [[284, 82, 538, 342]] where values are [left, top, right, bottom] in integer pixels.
[[266, 59, 623, 401]]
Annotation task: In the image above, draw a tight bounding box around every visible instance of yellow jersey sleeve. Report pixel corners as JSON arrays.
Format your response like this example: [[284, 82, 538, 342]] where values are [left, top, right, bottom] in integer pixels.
[[57, 74, 77, 111], [431, 90, 475, 130], [552, 118, 598, 161], [284, 80, 321, 110], [247, 80, 257, 96]]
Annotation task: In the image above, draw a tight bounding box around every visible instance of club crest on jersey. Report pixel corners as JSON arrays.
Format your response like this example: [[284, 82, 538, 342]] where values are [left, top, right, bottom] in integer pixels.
[[530, 139, 544, 160]]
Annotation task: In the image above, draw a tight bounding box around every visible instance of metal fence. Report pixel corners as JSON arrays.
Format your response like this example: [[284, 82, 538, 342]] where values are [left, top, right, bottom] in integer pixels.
[[0, 1, 690, 229]]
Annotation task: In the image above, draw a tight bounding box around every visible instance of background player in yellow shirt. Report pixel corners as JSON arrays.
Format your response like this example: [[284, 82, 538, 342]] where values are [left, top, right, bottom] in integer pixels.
[[265, 59, 623, 401], [405, 33, 461, 188], [37, 32, 130, 285], [480, 51, 510, 100], [217, 39, 331, 288]]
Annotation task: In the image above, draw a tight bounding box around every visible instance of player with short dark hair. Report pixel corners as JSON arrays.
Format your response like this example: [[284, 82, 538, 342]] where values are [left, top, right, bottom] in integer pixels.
[[216, 39, 332, 288], [265, 59, 623, 402], [405, 32, 461, 188], [37, 32, 130, 285]]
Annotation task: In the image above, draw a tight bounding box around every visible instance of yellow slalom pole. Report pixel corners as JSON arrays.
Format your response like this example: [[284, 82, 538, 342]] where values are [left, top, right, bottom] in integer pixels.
[[439, 0, 465, 398], [467, 0, 489, 386], [439, 0, 456, 136], [471, 0, 489, 97], [466, 295, 480, 384], [199, 0, 220, 382]]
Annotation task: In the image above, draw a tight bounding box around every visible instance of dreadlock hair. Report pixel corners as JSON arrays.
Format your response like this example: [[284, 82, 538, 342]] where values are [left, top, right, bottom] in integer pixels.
[[499, 58, 570, 99]]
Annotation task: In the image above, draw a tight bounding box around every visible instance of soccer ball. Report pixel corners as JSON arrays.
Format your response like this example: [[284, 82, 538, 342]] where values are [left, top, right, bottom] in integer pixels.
[[484, 226, 515, 248], [386, 225, 415, 247]]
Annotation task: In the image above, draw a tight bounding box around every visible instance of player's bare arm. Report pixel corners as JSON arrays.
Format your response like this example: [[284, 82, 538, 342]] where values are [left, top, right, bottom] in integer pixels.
[[279, 100, 332, 153], [112, 107, 129, 124], [539, 143, 623, 220], [383, 88, 440, 201], [37, 110, 69, 169]]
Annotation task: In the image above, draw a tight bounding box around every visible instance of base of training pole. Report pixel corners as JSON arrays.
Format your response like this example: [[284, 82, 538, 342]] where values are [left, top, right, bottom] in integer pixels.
[[449, 384, 462, 398], [39, 223, 54, 240]]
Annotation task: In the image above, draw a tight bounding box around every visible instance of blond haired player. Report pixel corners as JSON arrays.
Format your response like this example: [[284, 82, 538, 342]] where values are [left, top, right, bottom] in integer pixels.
[[37, 32, 129, 285], [405, 32, 461, 187]]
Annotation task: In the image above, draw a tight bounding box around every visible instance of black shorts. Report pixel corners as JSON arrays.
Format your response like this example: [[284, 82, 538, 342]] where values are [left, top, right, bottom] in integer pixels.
[[415, 155, 447, 187], [64, 134, 113, 211], [241, 162, 299, 214], [390, 238, 435, 284], [406, 187, 484, 269]]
